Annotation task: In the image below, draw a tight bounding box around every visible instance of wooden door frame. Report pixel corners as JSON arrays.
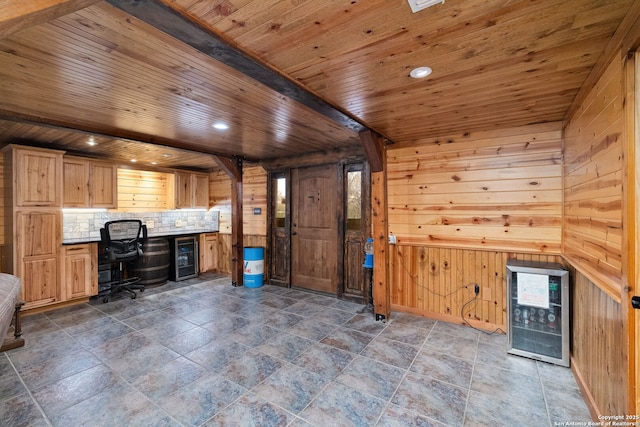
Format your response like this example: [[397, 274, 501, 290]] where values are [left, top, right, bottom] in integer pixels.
[[339, 161, 372, 302], [625, 49, 639, 415], [265, 156, 369, 296], [266, 169, 291, 287]]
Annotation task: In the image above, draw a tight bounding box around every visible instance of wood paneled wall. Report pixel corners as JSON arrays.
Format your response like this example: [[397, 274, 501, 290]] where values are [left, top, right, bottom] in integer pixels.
[[563, 56, 625, 300], [116, 168, 174, 212], [385, 124, 563, 329], [209, 165, 267, 237], [209, 165, 267, 273], [390, 246, 561, 329], [386, 123, 563, 253], [562, 48, 630, 417], [571, 270, 627, 416], [242, 166, 267, 237], [209, 169, 232, 234]]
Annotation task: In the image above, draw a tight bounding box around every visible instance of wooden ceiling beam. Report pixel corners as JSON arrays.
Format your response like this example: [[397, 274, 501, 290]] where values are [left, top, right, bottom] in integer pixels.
[[105, 0, 391, 143], [0, 0, 100, 38]]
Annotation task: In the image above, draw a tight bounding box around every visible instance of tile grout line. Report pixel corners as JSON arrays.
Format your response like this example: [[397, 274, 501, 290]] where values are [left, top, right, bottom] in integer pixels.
[[5, 353, 53, 427], [460, 328, 482, 427]]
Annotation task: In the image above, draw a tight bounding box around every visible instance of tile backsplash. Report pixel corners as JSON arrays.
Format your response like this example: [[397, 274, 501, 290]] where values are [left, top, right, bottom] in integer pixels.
[[63, 209, 220, 243]]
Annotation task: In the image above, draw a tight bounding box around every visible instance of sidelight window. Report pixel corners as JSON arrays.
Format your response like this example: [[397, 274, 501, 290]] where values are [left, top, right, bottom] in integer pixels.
[[346, 170, 362, 230], [275, 177, 286, 228]]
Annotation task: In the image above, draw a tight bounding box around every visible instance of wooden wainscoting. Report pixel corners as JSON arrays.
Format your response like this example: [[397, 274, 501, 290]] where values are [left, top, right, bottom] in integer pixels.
[[390, 246, 562, 331], [571, 270, 627, 418]]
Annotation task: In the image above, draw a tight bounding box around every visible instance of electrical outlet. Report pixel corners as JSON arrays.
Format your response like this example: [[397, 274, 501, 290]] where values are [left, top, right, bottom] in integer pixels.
[[175, 219, 183, 227], [388, 234, 397, 244], [145, 220, 155, 229]]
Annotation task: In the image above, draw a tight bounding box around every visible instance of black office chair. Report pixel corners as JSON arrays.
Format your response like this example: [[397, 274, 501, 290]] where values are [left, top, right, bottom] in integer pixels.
[[98, 219, 146, 303]]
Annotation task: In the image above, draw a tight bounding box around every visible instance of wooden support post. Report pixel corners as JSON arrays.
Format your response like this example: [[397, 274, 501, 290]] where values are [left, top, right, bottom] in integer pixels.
[[214, 156, 244, 287], [371, 147, 390, 321], [359, 129, 384, 173]]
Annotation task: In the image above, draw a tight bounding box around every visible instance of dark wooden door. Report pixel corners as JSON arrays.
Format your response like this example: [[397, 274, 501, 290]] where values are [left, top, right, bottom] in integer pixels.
[[291, 164, 339, 293], [268, 171, 290, 287], [342, 163, 370, 302]]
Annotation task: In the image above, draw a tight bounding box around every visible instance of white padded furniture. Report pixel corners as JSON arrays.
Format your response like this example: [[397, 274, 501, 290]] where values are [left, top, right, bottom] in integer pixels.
[[0, 273, 21, 342]]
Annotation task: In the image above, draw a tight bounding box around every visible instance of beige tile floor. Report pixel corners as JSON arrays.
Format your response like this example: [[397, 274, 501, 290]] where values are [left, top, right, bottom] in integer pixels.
[[0, 273, 591, 426]]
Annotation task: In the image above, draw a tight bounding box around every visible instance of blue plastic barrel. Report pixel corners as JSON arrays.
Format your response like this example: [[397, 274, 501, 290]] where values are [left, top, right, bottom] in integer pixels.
[[243, 246, 264, 288]]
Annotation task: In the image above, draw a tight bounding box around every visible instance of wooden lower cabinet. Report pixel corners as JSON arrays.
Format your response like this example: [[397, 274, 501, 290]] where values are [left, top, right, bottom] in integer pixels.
[[62, 244, 97, 300], [199, 233, 218, 273], [21, 257, 59, 307], [15, 210, 61, 309]]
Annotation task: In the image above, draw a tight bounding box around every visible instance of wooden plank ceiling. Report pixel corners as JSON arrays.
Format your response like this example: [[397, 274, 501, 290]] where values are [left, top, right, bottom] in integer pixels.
[[0, 0, 634, 169]]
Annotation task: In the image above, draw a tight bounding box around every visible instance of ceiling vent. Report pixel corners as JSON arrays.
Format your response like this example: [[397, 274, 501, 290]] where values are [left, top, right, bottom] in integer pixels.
[[407, 0, 445, 13]]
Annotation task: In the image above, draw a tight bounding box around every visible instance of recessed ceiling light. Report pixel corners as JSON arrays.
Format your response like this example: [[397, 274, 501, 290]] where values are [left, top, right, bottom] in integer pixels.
[[151, 161, 157, 165], [163, 153, 172, 158], [410, 66, 432, 78], [130, 159, 137, 163], [86, 136, 97, 146], [212, 122, 229, 130], [407, 0, 444, 13]]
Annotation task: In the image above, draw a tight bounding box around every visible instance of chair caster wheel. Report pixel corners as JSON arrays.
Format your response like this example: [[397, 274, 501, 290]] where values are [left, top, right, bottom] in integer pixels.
[[103, 297, 109, 303], [131, 293, 137, 299]]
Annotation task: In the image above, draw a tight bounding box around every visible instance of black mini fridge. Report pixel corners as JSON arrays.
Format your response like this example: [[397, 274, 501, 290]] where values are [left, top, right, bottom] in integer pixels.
[[170, 235, 199, 281]]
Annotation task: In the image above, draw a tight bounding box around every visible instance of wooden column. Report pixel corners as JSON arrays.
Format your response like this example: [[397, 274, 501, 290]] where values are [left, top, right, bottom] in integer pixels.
[[359, 129, 384, 173], [371, 165, 390, 320], [363, 129, 390, 321], [214, 156, 244, 287]]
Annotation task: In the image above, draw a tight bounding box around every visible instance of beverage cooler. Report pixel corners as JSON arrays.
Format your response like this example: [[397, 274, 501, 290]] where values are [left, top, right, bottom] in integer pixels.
[[506, 260, 570, 367], [170, 236, 199, 281]]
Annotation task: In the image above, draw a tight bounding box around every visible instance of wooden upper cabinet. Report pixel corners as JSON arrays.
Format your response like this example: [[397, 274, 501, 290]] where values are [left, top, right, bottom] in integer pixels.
[[63, 157, 117, 208], [175, 171, 192, 209], [90, 161, 117, 208], [176, 171, 209, 209], [63, 157, 90, 207], [193, 173, 209, 209], [14, 147, 63, 207]]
